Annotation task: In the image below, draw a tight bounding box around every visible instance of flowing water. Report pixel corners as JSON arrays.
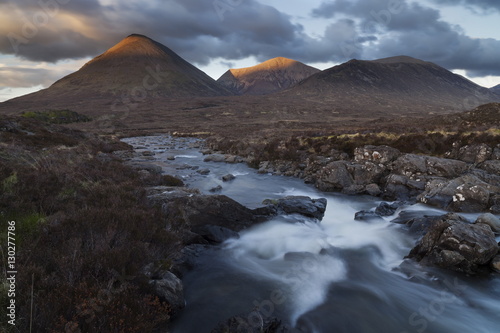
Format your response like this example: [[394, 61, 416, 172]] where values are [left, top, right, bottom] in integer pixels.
[[123, 136, 500, 333]]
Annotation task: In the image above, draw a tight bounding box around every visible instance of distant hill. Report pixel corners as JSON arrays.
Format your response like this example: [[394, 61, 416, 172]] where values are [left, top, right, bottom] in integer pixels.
[[281, 56, 499, 113], [428, 102, 500, 130], [217, 57, 320, 95], [0, 34, 233, 114], [491, 84, 500, 94]]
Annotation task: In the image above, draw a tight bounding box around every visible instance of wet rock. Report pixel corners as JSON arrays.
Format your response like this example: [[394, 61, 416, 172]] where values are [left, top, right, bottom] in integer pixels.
[[349, 161, 387, 186], [222, 174, 236, 182], [191, 224, 240, 244], [209, 185, 223, 193], [197, 168, 211, 175], [354, 145, 401, 164], [354, 210, 383, 222], [263, 196, 328, 220], [489, 195, 500, 214], [146, 186, 199, 202], [224, 155, 245, 163], [142, 150, 155, 156], [375, 202, 401, 216], [474, 213, 500, 233], [167, 155, 176, 161], [407, 214, 498, 274], [211, 314, 289, 333]]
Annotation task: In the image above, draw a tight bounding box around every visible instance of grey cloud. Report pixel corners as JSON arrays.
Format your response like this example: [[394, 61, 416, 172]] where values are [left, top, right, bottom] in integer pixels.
[[311, 0, 500, 76], [0, 67, 70, 88], [430, 0, 500, 12]]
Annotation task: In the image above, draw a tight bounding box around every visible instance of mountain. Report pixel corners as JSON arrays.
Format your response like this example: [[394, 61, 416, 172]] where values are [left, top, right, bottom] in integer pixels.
[[283, 55, 499, 113], [217, 57, 320, 95], [0, 34, 233, 113], [491, 84, 500, 94]]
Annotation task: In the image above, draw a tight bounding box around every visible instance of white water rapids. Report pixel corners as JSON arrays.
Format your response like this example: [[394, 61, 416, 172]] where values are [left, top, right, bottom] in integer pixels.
[[122, 136, 500, 333]]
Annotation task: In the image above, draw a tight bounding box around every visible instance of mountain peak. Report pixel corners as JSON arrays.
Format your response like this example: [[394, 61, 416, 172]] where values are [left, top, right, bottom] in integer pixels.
[[370, 55, 430, 65], [218, 57, 320, 95]]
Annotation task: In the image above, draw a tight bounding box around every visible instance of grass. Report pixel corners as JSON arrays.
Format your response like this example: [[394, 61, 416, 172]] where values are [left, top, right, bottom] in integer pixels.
[[21, 109, 91, 124]]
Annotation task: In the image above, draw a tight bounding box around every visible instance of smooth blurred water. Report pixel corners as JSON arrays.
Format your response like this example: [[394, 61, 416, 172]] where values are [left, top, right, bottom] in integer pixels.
[[123, 136, 500, 333]]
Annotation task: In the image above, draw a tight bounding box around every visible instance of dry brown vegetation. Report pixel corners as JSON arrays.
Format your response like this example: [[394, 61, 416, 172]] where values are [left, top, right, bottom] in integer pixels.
[[0, 117, 181, 332]]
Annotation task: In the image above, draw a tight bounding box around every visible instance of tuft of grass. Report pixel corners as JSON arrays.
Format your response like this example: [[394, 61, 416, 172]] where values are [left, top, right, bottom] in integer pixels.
[[21, 109, 91, 124]]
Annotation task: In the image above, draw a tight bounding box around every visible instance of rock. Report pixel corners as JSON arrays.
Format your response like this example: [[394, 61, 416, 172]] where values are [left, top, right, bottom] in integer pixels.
[[491, 255, 500, 273], [375, 202, 401, 216], [147, 270, 184, 315], [142, 150, 155, 156], [392, 154, 468, 179], [342, 185, 366, 195], [354, 145, 401, 164], [209, 185, 223, 193], [407, 215, 498, 274], [492, 146, 500, 160], [457, 144, 492, 164], [475, 213, 500, 233], [211, 313, 288, 333], [365, 183, 382, 196], [263, 196, 328, 220], [167, 155, 176, 161], [224, 155, 245, 163], [203, 154, 227, 163], [197, 168, 211, 175], [162, 195, 262, 233], [418, 174, 500, 212], [490, 195, 500, 214], [383, 174, 426, 201], [354, 210, 383, 222], [478, 160, 500, 175], [315, 161, 353, 191], [222, 174, 236, 182], [190, 224, 240, 244], [349, 161, 387, 186]]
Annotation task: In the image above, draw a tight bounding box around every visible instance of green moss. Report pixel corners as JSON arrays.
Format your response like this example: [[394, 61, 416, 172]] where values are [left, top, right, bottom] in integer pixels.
[[1, 172, 18, 194], [21, 109, 91, 124]]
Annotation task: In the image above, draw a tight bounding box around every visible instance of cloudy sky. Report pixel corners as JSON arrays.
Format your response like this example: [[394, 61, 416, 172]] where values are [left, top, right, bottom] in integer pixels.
[[1, 0, 500, 101]]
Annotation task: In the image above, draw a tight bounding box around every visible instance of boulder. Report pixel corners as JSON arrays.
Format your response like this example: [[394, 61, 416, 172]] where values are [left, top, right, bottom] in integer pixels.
[[263, 196, 328, 220], [383, 174, 426, 201], [222, 174, 236, 182], [144, 268, 184, 316], [203, 154, 227, 163], [197, 168, 211, 175], [407, 215, 498, 274], [354, 145, 401, 164], [365, 183, 382, 196], [375, 202, 401, 216], [349, 161, 387, 186], [392, 154, 468, 179], [167, 155, 176, 161], [211, 313, 288, 333], [209, 185, 223, 193], [457, 144, 492, 164], [418, 174, 500, 212], [315, 161, 353, 191], [142, 150, 155, 157], [474, 213, 500, 233]]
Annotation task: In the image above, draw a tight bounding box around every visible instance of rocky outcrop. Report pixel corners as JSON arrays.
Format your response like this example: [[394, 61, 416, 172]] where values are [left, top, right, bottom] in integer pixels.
[[250, 143, 500, 212], [406, 214, 499, 274], [143, 264, 185, 316]]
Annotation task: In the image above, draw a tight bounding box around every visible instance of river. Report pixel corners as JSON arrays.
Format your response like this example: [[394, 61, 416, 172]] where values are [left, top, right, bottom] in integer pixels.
[[122, 135, 500, 333]]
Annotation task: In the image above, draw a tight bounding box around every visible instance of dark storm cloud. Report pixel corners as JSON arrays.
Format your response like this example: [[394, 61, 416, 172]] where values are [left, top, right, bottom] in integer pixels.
[[311, 0, 500, 76], [431, 0, 500, 12], [0, 66, 70, 88], [1, 0, 499, 78]]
